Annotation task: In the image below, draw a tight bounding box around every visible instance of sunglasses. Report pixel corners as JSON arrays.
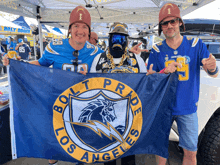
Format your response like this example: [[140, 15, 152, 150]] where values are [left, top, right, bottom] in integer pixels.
[[91, 37, 98, 44], [72, 50, 78, 67], [160, 18, 179, 27], [111, 34, 126, 45]]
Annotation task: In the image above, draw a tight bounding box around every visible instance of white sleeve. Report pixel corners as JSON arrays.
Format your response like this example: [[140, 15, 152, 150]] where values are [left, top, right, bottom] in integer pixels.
[[135, 55, 147, 73], [90, 53, 102, 73]]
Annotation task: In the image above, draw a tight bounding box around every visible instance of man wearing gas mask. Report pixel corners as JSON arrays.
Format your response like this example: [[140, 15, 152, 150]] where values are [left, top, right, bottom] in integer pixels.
[[90, 22, 147, 74], [90, 22, 146, 165]]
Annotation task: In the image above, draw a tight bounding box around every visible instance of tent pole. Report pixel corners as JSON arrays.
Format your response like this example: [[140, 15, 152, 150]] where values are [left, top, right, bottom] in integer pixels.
[[33, 35, 36, 60], [37, 19, 43, 57], [37, 6, 43, 58]]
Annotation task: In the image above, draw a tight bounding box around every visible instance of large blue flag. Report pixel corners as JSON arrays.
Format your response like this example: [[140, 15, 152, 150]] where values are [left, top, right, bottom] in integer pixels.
[[8, 60, 178, 164]]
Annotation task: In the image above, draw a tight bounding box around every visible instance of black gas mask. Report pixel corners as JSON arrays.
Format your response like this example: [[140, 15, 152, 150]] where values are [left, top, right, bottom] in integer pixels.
[[109, 33, 128, 58]]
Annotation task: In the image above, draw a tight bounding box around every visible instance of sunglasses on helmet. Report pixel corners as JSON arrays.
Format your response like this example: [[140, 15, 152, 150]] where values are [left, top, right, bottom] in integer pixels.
[[111, 34, 126, 45], [160, 18, 179, 27]]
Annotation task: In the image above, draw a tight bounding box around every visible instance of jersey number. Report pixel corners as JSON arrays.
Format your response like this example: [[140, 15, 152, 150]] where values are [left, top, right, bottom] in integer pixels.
[[62, 63, 88, 72], [19, 46, 25, 53], [165, 57, 189, 81]]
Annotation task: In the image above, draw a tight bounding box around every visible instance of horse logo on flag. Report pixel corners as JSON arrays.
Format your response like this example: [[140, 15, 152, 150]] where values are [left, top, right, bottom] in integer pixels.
[[53, 77, 143, 163]]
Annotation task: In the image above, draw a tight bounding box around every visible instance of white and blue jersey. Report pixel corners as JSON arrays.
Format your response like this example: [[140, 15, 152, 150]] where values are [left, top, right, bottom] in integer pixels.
[[38, 38, 102, 72], [147, 36, 209, 115], [18, 43, 31, 60]]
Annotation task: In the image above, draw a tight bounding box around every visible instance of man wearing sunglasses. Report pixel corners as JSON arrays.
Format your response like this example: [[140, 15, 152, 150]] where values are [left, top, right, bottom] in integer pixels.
[[90, 22, 146, 165], [89, 32, 99, 46], [147, 3, 218, 165]]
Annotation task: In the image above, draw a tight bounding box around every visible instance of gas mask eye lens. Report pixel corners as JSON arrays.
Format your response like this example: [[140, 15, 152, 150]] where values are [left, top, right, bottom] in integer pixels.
[[112, 34, 126, 45]]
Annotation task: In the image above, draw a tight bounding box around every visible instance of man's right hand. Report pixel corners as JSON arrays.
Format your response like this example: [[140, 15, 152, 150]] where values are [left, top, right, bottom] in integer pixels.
[[3, 55, 9, 66], [164, 62, 182, 74]]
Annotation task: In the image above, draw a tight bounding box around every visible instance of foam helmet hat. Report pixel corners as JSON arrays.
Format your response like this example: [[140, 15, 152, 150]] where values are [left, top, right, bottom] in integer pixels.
[[109, 22, 129, 36], [68, 5, 91, 37], [158, 3, 185, 36]]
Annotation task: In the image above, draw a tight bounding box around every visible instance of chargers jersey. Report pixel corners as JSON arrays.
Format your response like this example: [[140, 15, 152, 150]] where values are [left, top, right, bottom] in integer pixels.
[[38, 39, 102, 72], [147, 36, 209, 115], [18, 43, 31, 60], [90, 50, 147, 73]]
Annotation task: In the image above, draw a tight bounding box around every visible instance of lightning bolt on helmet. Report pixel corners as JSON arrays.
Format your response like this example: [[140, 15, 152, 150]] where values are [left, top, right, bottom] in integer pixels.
[[158, 3, 185, 36], [109, 22, 129, 36], [68, 6, 91, 38]]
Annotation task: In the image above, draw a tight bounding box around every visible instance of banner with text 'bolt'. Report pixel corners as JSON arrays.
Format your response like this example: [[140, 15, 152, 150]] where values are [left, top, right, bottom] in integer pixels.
[[8, 59, 178, 164]]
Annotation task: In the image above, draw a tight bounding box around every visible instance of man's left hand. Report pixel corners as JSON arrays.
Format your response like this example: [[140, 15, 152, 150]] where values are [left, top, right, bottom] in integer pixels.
[[202, 54, 216, 71]]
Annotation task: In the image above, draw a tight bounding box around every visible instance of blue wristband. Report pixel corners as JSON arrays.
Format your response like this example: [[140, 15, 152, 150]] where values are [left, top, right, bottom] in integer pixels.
[[207, 66, 218, 75]]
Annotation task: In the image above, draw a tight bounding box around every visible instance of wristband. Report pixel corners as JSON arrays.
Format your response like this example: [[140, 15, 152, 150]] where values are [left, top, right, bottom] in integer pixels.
[[207, 66, 218, 75], [159, 68, 166, 74]]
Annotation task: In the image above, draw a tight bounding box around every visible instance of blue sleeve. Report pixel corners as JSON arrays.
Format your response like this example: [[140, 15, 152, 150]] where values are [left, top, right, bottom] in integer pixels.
[[38, 51, 55, 67], [38, 43, 55, 67], [147, 49, 159, 72], [199, 39, 209, 66]]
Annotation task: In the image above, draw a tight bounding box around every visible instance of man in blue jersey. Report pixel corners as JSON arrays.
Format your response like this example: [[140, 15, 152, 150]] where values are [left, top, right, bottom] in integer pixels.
[[3, 5, 102, 165], [8, 37, 17, 51], [4, 6, 101, 75], [147, 3, 219, 165], [15, 38, 31, 60]]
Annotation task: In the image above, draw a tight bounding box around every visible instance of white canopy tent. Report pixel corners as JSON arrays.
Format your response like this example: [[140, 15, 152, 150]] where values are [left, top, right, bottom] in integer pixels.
[[0, 0, 215, 55]]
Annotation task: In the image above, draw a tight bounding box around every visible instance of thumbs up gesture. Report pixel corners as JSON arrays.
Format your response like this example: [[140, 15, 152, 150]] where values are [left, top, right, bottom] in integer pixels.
[[202, 54, 216, 72]]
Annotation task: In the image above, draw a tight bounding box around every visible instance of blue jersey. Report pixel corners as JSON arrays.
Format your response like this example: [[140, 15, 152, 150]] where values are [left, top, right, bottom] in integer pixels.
[[9, 41, 17, 51], [18, 43, 31, 60], [38, 38, 102, 72], [147, 36, 209, 115]]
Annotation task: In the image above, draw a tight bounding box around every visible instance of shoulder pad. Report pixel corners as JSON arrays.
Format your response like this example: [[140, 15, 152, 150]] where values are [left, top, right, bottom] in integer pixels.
[[85, 42, 99, 56], [192, 38, 199, 47], [45, 43, 59, 55], [86, 42, 93, 49], [52, 38, 63, 45], [90, 45, 99, 56], [152, 44, 160, 53]]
